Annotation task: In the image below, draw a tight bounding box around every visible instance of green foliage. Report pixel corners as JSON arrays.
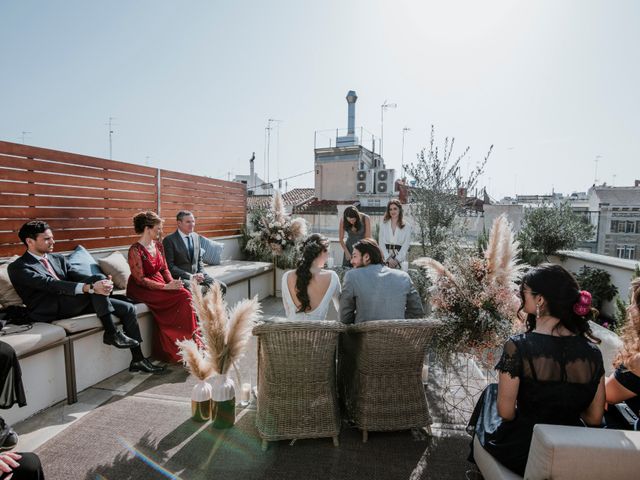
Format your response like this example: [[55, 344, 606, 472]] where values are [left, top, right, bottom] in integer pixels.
[[518, 203, 594, 264], [614, 295, 628, 334], [406, 125, 491, 262], [575, 265, 618, 312]]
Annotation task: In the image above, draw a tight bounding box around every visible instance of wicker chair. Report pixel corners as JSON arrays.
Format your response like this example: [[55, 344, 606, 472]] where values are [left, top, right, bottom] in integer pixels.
[[339, 319, 440, 442], [253, 320, 346, 451]]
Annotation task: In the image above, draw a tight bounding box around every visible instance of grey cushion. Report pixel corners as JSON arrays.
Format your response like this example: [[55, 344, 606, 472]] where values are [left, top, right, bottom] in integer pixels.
[[52, 296, 149, 334], [204, 260, 273, 285], [200, 236, 224, 265], [1, 322, 67, 357], [67, 246, 103, 277]]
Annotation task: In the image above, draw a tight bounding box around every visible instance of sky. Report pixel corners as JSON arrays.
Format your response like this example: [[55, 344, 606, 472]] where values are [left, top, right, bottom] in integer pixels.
[[1, 0, 638, 200]]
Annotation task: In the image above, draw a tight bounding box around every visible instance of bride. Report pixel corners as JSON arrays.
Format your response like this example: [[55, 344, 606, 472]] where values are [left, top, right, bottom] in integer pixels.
[[282, 234, 341, 320]]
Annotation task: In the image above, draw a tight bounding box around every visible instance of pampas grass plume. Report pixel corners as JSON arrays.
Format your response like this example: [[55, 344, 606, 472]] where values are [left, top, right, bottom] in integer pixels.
[[176, 338, 213, 381]]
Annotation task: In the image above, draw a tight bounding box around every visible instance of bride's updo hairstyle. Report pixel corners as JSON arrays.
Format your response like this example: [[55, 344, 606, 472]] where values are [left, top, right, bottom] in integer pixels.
[[519, 263, 599, 343], [295, 233, 330, 313]]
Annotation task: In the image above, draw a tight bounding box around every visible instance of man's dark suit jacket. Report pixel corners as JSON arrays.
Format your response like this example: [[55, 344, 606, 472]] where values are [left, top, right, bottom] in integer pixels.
[[8, 252, 91, 322], [162, 230, 210, 281]]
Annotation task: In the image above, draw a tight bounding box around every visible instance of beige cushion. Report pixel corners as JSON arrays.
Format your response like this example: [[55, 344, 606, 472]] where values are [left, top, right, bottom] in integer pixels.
[[590, 320, 624, 376], [473, 435, 522, 480], [0, 256, 23, 307], [98, 251, 130, 289], [525, 424, 640, 480], [1, 322, 67, 357]]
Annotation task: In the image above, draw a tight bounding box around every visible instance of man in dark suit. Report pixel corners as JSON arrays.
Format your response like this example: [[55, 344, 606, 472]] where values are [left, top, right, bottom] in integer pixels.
[[8, 221, 162, 373], [162, 210, 226, 295]]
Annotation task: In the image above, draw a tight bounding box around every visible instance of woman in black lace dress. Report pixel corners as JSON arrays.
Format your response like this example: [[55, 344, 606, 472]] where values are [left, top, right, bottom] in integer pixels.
[[469, 264, 605, 476]]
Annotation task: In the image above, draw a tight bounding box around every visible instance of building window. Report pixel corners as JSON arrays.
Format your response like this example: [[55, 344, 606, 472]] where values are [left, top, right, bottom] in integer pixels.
[[626, 221, 636, 233], [616, 245, 636, 259], [618, 221, 626, 233], [637, 220, 640, 233], [611, 221, 618, 232]]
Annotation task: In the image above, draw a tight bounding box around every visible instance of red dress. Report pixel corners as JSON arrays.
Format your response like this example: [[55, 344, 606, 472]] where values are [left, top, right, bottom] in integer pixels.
[[126, 241, 198, 362]]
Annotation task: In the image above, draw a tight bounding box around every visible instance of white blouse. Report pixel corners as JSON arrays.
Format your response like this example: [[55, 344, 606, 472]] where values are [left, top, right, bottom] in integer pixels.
[[281, 270, 341, 321], [379, 220, 412, 262]]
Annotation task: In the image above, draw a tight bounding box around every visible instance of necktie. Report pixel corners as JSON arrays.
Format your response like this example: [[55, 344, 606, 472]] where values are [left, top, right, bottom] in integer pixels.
[[40, 257, 60, 280], [187, 235, 194, 262]]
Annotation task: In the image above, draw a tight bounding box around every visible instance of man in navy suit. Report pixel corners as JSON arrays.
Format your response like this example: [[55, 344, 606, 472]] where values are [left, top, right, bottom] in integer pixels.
[[8, 221, 162, 373], [162, 210, 226, 294]]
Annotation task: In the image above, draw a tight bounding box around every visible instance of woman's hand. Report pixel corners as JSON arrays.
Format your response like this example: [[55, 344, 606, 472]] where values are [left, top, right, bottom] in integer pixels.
[[0, 451, 21, 476], [387, 257, 400, 269], [344, 252, 351, 261], [164, 279, 183, 290]]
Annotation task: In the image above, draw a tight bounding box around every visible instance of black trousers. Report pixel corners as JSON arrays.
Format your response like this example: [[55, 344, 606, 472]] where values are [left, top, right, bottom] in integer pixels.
[[0, 452, 44, 480], [0, 342, 26, 410], [54, 275, 141, 343]]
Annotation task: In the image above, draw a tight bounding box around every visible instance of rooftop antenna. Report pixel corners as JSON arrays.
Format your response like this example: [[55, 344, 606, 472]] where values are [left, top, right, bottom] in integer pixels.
[[20, 131, 31, 144], [401, 127, 410, 178], [594, 154, 601, 184], [106, 117, 117, 159], [380, 100, 397, 160], [266, 119, 282, 185]]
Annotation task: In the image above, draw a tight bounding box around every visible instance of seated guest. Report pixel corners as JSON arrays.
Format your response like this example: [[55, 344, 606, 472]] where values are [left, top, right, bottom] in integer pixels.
[[282, 234, 340, 321], [126, 211, 198, 363], [379, 199, 412, 269], [605, 277, 640, 415], [339, 238, 424, 324], [162, 210, 226, 295], [0, 343, 45, 479], [7, 221, 160, 373], [468, 264, 605, 476], [0, 452, 44, 479]]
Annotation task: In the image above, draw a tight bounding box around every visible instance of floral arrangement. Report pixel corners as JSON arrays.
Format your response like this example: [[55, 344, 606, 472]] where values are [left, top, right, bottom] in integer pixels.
[[414, 214, 524, 359], [244, 191, 307, 269]]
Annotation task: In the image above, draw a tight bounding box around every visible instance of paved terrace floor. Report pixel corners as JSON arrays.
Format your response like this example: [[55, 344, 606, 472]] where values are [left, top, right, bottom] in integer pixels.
[[13, 297, 483, 480]]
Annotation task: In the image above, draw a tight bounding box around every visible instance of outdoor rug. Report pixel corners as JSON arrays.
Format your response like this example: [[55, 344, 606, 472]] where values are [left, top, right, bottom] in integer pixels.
[[35, 368, 475, 480]]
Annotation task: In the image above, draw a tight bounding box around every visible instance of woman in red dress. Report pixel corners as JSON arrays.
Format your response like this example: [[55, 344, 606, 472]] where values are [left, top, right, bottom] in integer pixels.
[[126, 211, 198, 362]]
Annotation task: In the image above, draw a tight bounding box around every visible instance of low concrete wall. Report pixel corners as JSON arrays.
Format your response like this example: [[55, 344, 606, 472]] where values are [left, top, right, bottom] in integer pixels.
[[550, 251, 639, 316]]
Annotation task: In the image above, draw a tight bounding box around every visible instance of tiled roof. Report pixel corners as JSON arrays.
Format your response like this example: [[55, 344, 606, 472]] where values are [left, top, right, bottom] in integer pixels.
[[247, 188, 316, 210]]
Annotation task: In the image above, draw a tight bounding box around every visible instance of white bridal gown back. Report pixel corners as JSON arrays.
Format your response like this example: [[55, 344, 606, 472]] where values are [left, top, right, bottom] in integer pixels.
[[282, 270, 341, 320]]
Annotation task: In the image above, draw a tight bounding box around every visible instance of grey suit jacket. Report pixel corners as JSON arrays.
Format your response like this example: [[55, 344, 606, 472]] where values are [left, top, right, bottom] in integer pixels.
[[162, 230, 209, 281], [339, 263, 424, 324]]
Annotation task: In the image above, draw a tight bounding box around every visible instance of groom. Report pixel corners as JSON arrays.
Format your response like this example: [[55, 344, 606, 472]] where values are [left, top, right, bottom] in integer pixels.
[[339, 238, 424, 324]]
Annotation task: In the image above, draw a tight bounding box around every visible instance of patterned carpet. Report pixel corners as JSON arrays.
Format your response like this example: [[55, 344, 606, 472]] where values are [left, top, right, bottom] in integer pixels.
[[35, 366, 476, 480]]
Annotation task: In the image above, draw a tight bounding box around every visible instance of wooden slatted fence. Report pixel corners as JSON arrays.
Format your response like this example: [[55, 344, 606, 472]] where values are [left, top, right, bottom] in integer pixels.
[[0, 141, 246, 257]]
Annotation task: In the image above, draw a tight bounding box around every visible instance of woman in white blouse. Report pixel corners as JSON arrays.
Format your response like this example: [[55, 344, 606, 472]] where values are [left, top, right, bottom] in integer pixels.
[[282, 234, 341, 320], [379, 199, 412, 269]]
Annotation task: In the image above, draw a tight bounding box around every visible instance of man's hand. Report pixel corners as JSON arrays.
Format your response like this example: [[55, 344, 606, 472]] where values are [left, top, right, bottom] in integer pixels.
[[93, 275, 114, 296], [193, 273, 205, 283], [164, 279, 183, 290]]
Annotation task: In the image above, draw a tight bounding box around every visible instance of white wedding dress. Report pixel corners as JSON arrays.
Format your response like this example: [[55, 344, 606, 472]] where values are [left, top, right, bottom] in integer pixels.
[[281, 270, 341, 320]]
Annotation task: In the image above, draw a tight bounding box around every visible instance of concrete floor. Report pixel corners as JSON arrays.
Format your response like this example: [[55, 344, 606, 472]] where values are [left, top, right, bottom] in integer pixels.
[[12, 295, 287, 453]]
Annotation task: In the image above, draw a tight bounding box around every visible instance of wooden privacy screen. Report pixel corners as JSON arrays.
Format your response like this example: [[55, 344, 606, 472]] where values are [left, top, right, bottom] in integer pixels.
[[0, 141, 246, 257]]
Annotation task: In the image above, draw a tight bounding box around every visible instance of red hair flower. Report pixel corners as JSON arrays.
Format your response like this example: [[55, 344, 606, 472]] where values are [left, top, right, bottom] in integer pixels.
[[573, 290, 592, 316]]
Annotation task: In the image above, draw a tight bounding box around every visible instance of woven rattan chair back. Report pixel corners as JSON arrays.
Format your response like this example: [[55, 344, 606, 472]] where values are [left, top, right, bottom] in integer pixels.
[[339, 319, 440, 442], [253, 320, 345, 450]]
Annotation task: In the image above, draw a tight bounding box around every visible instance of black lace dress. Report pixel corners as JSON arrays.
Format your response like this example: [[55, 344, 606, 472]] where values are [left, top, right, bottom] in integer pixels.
[[468, 332, 604, 476]]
